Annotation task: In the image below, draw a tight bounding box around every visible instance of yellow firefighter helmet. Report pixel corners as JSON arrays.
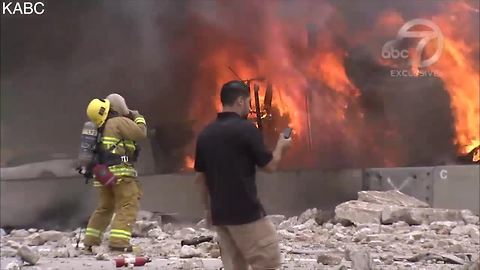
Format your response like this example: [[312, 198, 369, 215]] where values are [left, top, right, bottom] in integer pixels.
[[86, 98, 110, 127]]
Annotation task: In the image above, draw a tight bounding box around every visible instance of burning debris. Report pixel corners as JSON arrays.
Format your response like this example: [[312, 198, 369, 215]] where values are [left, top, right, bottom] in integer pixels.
[[1, 191, 478, 269]]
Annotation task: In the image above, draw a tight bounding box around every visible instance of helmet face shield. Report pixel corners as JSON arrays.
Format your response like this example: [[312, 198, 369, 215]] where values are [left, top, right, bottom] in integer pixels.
[[86, 98, 111, 127]]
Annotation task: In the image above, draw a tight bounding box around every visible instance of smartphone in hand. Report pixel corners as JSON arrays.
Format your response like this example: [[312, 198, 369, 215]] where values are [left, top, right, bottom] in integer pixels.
[[282, 127, 293, 139]]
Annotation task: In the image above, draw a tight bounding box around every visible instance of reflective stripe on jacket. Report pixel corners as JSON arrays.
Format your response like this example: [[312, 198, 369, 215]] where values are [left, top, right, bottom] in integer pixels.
[[93, 115, 147, 184]]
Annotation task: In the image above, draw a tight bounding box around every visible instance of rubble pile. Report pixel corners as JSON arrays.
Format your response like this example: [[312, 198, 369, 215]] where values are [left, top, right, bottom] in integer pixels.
[[1, 191, 479, 269]]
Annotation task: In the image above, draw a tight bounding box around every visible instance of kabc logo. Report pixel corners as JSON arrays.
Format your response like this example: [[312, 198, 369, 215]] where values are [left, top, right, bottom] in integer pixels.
[[2, 1, 45, 15], [382, 47, 409, 60], [382, 19, 444, 68]]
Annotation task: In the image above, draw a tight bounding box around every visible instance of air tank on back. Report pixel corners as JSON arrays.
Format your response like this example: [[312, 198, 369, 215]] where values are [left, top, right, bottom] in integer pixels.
[[77, 121, 99, 176]]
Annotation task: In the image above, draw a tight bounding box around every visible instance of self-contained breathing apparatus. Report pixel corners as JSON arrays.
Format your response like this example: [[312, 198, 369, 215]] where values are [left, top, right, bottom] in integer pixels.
[[77, 118, 140, 187]]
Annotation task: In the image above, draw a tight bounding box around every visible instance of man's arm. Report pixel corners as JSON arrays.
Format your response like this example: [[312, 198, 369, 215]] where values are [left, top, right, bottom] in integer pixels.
[[263, 137, 290, 172], [194, 137, 211, 227], [117, 112, 147, 141], [245, 124, 291, 173]]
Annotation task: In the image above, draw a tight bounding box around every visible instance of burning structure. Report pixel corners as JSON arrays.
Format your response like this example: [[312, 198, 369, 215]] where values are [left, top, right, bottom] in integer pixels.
[[1, 0, 479, 172], [167, 0, 479, 172]]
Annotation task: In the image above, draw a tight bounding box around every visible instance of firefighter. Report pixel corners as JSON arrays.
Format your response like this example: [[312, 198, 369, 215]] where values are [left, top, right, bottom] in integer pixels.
[[83, 93, 147, 252]]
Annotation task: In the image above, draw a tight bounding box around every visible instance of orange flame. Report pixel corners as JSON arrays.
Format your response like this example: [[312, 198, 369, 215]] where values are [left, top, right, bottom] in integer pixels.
[[430, 3, 480, 155], [184, 155, 194, 170], [185, 1, 479, 168]]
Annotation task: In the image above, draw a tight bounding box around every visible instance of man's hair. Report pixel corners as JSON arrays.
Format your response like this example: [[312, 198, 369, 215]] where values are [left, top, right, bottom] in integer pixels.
[[220, 80, 250, 106]]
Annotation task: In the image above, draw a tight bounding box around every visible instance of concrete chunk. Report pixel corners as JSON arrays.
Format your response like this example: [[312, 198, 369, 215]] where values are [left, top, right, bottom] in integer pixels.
[[39, 231, 63, 242], [461, 210, 480, 225], [298, 208, 317, 224], [10, 229, 29, 238], [347, 248, 373, 270], [315, 210, 334, 225], [358, 190, 429, 208], [407, 208, 463, 225], [1, 247, 18, 257], [26, 233, 46, 246], [179, 245, 202, 258], [335, 201, 383, 225], [278, 216, 298, 230], [382, 207, 464, 225], [17, 245, 40, 265], [133, 220, 159, 237], [317, 253, 343, 265]]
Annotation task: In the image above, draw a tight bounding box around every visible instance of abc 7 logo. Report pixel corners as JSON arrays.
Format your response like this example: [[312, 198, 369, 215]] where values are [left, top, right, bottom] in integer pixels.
[[382, 19, 444, 68]]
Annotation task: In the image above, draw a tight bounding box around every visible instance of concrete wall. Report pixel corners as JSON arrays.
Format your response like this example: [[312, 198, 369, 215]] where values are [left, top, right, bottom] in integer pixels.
[[432, 165, 480, 214], [363, 165, 480, 215], [0, 169, 363, 229], [1, 165, 478, 229]]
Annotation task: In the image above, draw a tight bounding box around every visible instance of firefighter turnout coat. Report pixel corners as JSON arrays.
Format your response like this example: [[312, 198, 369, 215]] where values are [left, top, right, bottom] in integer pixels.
[[84, 113, 147, 249]]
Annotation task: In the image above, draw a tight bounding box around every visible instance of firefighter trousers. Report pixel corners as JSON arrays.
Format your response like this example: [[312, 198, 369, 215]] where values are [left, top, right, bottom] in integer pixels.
[[83, 177, 142, 248]]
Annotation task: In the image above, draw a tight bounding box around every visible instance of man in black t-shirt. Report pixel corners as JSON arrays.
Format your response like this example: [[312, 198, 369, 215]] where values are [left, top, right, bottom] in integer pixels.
[[194, 80, 292, 270]]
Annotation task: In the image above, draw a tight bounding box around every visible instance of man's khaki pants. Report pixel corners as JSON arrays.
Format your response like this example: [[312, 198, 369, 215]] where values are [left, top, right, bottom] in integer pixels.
[[84, 178, 142, 248], [216, 217, 282, 270]]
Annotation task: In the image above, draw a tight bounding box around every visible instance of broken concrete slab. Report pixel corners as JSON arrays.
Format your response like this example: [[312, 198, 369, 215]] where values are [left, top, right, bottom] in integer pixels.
[[408, 208, 464, 225], [358, 190, 429, 208], [0, 247, 17, 257], [179, 245, 202, 258], [335, 201, 384, 225], [461, 210, 480, 225], [406, 252, 466, 264], [347, 248, 373, 270], [298, 208, 318, 224], [147, 228, 168, 240], [317, 253, 343, 265], [292, 219, 317, 232], [381, 205, 410, 224], [315, 210, 334, 225], [278, 216, 298, 230], [450, 224, 478, 236], [133, 221, 159, 237], [430, 221, 459, 231], [382, 206, 464, 225], [9, 230, 29, 238], [26, 233, 45, 246], [39, 231, 63, 242], [353, 228, 373, 242], [52, 248, 69, 258], [17, 246, 39, 265], [5, 241, 20, 249]]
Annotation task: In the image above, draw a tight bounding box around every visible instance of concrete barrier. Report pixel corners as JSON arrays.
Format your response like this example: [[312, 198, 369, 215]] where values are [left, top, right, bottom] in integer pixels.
[[363, 165, 479, 215], [432, 165, 480, 214], [0, 169, 363, 229], [1, 165, 478, 229]]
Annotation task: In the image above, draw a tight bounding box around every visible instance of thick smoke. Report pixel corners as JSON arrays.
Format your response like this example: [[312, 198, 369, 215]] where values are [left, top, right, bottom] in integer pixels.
[[1, 0, 477, 170], [1, 1, 192, 167]]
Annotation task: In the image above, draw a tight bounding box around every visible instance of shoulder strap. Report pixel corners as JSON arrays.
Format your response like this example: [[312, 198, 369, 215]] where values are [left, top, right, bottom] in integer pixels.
[[107, 139, 124, 152]]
